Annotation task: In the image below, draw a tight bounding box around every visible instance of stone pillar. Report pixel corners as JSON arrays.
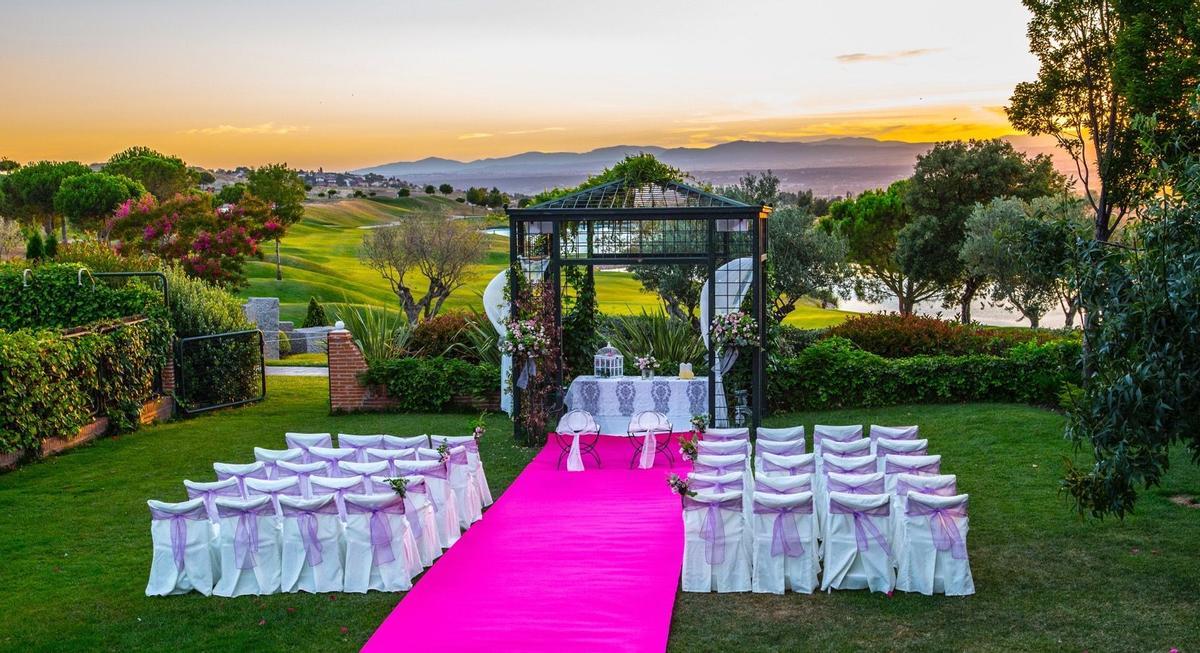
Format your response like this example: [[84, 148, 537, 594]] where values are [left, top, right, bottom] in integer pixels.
[[242, 297, 280, 360]]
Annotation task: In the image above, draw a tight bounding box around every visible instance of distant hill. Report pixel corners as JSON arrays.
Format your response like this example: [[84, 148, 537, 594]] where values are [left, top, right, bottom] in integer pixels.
[[354, 137, 1074, 197]]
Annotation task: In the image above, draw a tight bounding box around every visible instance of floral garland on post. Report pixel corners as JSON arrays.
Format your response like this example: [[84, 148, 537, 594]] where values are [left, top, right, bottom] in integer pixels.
[[507, 275, 562, 446], [500, 317, 550, 389], [710, 311, 759, 354]]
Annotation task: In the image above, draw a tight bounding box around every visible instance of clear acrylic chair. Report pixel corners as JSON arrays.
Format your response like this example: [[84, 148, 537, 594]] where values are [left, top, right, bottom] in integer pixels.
[[553, 410, 602, 471], [628, 411, 674, 469]]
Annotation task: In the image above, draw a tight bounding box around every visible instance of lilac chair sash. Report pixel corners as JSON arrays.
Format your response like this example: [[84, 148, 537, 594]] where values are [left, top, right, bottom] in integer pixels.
[[693, 460, 744, 476], [682, 496, 742, 565], [760, 458, 814, 475], [216, 468, 268, 497], [754, 479, 812, 495], [877, 443, 928, 458], [447, 449, 470, 467], [402, 479, 426, 539], [829, 501, 893, 558], [885, 460, 941, 476], [756, 440, 805, 457], [149, 508, 208, 571], [435, 438, 479, 454], [249, 484, 303, 516], [219, 504, 275, 570], [895, 478, 957, 498], [312, 483, 364, 521], [281, 501, 339, 566], [753, 502, 812, 557], [186, 485, 242, 523], [690, 477, 743, 494], [826, 476, 885, 495], [346, 502, 406, 565], [825, 460, 877, 476], [289, 442, 318, 464], [907, 501, 968, 559]]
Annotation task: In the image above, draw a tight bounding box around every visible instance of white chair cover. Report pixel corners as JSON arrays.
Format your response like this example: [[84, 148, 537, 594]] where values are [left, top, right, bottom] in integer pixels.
[[213, 461, 268, 498], [556, 410, 600, 472], [213, 496, 281, 597], [308, 475, 367, 521], [883, 454, 943, 492], [393, 459, 461, 549], [366, 447, 419, 475], [755, 425, 804, 444], [820, 472, 886, 539], [372, 475, 441, 567], [820, 492, 895, 594], [895, 493, 974, 596], [681, 491, 751, 593], [339, 460, 389, 478], [754, 474, 813, 495], [697, 438, 750, 458], [704, 427, 750, 441], [430, 434, 493, 507], [253, 447, 303, 479], [819, 438, 871, 458], [336, 433, 385, 462], [274, 460, 328, 498], [874, 438, 929, 472], [869, 424, 919, 442], [244, 477, 303, 521], [420, 445, 483, 527], [342, 493, 422, 592], [183, 477, 242, 525], [629, 411, 673, 469], [307, 446, 357, 477], [751, 491, 819, 594], [146, 498, 216, 596], [890, 473, 958, 559], [285, 432, 333, 463], [754, 439, 806, 464], [756, 452, 816, 477], [687, 471, 744, 495], [278, 495, 345, 594], [380, 434, 430, 450], [812, 424, 863, 453]]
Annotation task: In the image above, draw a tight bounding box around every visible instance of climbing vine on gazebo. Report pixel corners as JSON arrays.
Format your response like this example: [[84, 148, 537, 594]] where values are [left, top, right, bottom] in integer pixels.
[[505, 268, 562, 446]]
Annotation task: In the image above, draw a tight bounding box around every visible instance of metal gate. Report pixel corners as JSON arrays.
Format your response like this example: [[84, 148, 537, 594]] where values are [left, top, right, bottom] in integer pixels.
[[174, 329, 267, 415]]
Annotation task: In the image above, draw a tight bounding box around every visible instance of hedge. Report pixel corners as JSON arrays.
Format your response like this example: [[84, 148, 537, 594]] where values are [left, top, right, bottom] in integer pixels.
[[0, 263, 166, 330], [767, 336, 1080, 412], [361, 357, 499, 412], [0, 318, 172, 454]]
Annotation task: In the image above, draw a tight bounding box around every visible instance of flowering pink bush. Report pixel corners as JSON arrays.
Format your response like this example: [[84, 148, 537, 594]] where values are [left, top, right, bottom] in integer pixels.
[[709, 311, 759, 353]]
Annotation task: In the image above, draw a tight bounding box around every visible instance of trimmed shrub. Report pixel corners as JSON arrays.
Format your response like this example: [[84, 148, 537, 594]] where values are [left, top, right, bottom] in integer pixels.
[[825, 313, 1073, 358], [0, 262, 166, 329], [361, 357, 499, 412], [767, 336, 1080, 412], [302, 297, 328, 328], [409, 311, 473, 359]]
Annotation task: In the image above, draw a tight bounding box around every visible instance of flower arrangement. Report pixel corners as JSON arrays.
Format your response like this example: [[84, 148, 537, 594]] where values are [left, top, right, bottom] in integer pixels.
[[710, 311, 759, 353], [667, 472, 696, 498], [387, 477, 409, 499], [500, 317, 550, 359], [679, 435, 698, 462], [690, 413, 709, 435], [472, 413, 487, 441], [635, 355, 659, 372], [436, 442, 451, 464]]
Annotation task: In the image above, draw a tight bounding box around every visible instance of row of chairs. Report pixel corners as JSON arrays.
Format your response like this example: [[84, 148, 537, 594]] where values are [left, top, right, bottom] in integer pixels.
[[682, 424, 974, 596], [146, 432, 493, 597]]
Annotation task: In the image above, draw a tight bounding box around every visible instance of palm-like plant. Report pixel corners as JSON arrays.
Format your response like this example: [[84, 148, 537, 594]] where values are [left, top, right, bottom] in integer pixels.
[[334, 303, 413, 362], [603, 309, 705, 374]]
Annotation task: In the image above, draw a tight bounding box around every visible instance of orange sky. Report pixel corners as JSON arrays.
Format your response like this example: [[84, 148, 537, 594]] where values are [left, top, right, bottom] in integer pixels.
[[0, 0, 1040, 170]]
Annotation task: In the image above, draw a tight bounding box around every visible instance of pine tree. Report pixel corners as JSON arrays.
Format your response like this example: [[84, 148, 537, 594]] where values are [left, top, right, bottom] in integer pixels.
[[43, 232, 58, 259], [302, 296, 328, 328], [25, 231, 44, 261]]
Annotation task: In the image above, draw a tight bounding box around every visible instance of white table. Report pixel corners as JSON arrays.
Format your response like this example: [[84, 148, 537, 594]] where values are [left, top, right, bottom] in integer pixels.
[[564, 375, 708, 435]]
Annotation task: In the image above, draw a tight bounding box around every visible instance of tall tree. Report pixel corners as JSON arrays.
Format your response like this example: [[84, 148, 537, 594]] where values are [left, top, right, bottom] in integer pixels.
[[53, 173, 146, 236], [769, 207, 850, 321], [0, 160, 91, 239], [898, 139, 1068, 323], [720, 170, 781, 206], [103, 147, 197, 201], [246, 163, 306, 281], [824, 180, 938, 316]]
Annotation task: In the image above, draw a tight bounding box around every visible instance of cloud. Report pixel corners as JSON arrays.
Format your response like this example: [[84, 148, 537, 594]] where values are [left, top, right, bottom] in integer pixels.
[[835, 48, 943, 64], [503, 126, 566, 135], [458, 132, 495, 140], [184, 122, 308, 136]]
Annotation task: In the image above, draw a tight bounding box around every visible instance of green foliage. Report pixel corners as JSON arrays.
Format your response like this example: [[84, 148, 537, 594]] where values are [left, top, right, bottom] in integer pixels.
[[43, 232, 57, 259], [825, 313, 1071, 358], [530, 153, 686, 206], [603, 309, 706, 375], [0, 263, 166, 329], [214, 183, 246, 205], [55, 240, 159, 273], [452, 314, 500, 367], [408, 310, 472, 358], [335, 303, 413, 363], [103, 147, 197, 200], [438, 183, 453, 195], [247, 163, 306, 228], [768, 336, 1080, 412], [25, 230, 43, 261], [0, 160, 91, 220], [768, 207, 849, 321], [718, 170, 780, 205], [561, 265, 599, 376], [423, 184, 436, 194], [360, 357, 499, 412], [52, 172, 146, 232], [397, 188, 410, 198], [277, 329, 291, 357], [301, 296, 328, 328], [161, 266, 251, 337]]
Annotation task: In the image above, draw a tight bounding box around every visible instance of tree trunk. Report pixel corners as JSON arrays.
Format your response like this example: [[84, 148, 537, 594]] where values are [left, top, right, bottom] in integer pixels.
[[60, 216, 68, 244], [959, 277, 984, 325], [275, 238, 282, 281]]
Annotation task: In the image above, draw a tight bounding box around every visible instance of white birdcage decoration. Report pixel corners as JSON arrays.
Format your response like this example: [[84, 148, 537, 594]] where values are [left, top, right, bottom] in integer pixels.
[[593, 342, 624, 378]]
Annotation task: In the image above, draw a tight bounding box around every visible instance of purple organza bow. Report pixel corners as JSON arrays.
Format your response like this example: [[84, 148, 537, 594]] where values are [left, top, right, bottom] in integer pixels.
[[150, 508, 207, 571], [754, 480, 811, 495], [318, 485, 361, 521], [829, 501, 893, 558], [753, 502, 812, 557], [690, 478, 742, 494], [293, 444, 315, 464], [761, 458, 813, 475], [825, 461, 876, 475], [895, 479, 957, 498], [447, 449, 469, 466], [907, 501, 969, 559], [826, 476, 885, 495], [886, 460, 941, 476], [188, 486, 241, 523], [282, 502, 339, 566], [347, 503, 407, 565], [877, 444, 927, 459], [232, 508, 271, 570], [694, 461, 743, 476], [682, 496, 742, 565]]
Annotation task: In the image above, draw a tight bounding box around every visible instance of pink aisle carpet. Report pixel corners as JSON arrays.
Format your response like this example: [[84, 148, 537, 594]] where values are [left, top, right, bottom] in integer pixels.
[[362, 435, 690, 653]]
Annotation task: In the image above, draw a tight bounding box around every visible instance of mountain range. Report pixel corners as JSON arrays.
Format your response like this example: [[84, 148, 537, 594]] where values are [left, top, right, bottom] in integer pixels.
[[355, 136, 1066, 197]]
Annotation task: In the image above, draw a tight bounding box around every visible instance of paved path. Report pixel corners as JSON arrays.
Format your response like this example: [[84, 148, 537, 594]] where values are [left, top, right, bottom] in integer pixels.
[[264, 366, 328, 377]]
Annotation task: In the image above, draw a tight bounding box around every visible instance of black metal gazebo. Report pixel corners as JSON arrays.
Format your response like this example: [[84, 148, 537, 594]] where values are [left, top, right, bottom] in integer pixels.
[[505, 178, 769, 440]]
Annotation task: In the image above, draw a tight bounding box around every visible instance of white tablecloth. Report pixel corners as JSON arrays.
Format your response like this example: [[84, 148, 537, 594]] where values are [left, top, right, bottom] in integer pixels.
[[564, 375, 708, 435]]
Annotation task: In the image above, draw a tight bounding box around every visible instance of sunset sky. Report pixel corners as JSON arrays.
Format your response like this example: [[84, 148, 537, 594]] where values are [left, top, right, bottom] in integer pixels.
[[1, 0, 1040, 170]]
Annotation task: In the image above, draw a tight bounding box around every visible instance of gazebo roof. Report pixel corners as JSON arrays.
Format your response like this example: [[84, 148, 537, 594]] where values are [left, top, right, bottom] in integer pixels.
[[523, 179, 752, 211]]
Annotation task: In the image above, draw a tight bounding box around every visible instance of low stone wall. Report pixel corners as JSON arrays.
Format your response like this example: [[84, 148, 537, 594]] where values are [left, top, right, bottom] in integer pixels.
[[327, 329, 500, 413]]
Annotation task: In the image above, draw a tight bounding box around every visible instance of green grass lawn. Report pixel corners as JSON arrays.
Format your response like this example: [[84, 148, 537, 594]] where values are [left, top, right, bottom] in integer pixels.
[[1, 377, 1195, 651], [266, 352, 328, 367], [242, 198, 850, 329]]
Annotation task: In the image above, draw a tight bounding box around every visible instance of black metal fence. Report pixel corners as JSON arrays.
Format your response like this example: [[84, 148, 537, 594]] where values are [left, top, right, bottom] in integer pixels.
[[174, 329, 267, 415]]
